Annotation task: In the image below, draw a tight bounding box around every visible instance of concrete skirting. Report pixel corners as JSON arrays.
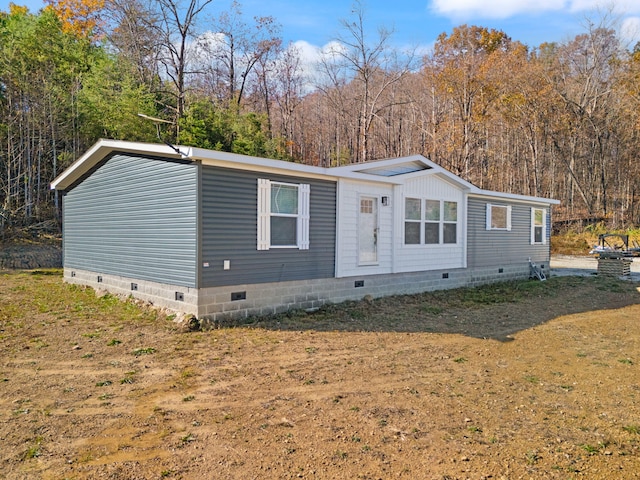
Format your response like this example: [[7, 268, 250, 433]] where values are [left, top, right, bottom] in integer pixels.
[[64, 262, 542, 323]]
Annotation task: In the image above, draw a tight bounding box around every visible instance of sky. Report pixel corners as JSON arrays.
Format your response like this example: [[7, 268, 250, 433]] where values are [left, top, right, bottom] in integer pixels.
[[3, 0, 640, 54]]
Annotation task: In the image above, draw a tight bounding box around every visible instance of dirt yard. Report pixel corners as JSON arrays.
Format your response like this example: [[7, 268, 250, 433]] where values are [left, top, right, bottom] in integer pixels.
[[2, 270, 640, 479]]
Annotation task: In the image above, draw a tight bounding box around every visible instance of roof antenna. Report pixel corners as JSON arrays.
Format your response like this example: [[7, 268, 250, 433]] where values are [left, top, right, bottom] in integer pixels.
[[137, 113, 189, 158]]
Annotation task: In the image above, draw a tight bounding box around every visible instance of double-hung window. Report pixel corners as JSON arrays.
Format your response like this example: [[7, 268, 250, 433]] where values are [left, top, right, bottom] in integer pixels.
[[404, 198, 458, 245], [486, 204, 511, 231], [531, 207, 547, 244], [257, 179, 310, 250]]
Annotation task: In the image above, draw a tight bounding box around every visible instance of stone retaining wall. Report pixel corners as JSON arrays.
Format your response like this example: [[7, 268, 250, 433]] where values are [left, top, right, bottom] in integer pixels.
[[0, 244, 62, 270]]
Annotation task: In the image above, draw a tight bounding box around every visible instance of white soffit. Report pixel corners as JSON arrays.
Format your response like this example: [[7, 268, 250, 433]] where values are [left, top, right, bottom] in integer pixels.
[[353, 160, 431, 177]]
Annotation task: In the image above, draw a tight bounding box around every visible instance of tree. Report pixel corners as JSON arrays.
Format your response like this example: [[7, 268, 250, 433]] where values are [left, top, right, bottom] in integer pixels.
[[546, 23, 623, 217], [151, 0, 213, 133], [44, 0, 105, 37], [197, 0, 281, 109], [318, 1, 414, 163], [0, 7, 95, 228], [425, 24, 512, 180], [103, 0, 161, 87]]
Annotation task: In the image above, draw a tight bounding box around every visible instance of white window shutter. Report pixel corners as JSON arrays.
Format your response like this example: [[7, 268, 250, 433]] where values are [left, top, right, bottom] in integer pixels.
[[486, 204, 492, 230], [298, 184, 310, 250], [542, 209, 547, 244], [506, 205, 512, 231], [257, 179, 271, 250]]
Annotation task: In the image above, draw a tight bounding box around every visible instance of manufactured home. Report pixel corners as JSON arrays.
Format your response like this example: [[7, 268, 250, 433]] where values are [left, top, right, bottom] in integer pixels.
[[51, 139, 559, 321]]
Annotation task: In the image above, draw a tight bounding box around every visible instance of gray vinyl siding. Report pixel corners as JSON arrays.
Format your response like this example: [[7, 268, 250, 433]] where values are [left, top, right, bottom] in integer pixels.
[[467, 197, 551, 268], [200, 166, 336, 287], [62, 153, 198, 287]]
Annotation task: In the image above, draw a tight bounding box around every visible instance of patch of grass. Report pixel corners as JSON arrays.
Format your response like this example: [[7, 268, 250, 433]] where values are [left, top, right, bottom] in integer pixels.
[[618, 358, 633, 365], [96, 380, 112, 387], [551, 231, 595, 255], [525, 450, 540, 465], [82, 331, 101, 339], [107, 339, 122, 346], [524, 375, 540, 383], [180, 369, 197, 379], [623, 425, 640, 434], [334, 450, 348, 460], [132, 347, 156, 356], [22, 436, 43, 460], [305, 346, 318, 354], [580, 443, 599, 454], [421, 305, 443, 315], [453, 357, 467, 363], [183, 395, 195, 402]]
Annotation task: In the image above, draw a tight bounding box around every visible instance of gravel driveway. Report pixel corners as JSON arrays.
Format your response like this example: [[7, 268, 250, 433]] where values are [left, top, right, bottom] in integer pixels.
[[551, 254, 640, 280]]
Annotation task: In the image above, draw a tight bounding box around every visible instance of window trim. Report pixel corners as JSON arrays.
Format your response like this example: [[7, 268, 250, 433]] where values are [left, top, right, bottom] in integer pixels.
[[257, 179, 310, 250], [486, 203, 512, 231], [531, 207, 547, 245], [404, 197, 458, 245]]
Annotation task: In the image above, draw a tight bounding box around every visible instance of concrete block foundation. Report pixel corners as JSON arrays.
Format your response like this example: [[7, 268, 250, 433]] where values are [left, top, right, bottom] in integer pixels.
[[63, 262, 548, 323]]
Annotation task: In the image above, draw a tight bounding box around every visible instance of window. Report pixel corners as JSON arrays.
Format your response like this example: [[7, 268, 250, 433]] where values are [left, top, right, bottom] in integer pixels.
[[531, 208, 547, 244], [257, 179, 310, 250], [443, 201, 457, 244], [486, 204, 511, 231], [404, 198, 421, 244], [404, 198, 458, 245]]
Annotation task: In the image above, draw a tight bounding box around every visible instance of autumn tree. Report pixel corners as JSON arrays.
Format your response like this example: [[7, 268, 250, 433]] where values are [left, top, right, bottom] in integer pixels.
[[44, 0, 104, 37], [544, 22, 624, 219], [424, 25, 513, 181]]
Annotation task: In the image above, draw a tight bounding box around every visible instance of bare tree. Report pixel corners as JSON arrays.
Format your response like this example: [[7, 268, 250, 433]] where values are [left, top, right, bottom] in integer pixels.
[[198, 0, 281, 109], [152, 0, 213, 131], [318, 1, 414, 162], [104, 0, 161, 87]]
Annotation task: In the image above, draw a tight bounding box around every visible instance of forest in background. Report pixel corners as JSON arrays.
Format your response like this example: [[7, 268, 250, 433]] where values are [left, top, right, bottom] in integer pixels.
[[1, 0, 640, 237]]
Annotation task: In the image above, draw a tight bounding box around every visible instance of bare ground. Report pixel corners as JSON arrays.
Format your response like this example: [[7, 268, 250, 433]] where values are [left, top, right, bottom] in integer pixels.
[[1, 270, 640, 479]]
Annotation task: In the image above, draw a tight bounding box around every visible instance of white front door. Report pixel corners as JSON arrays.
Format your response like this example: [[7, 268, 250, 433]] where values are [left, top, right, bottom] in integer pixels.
[[358, 196, 378, 264]]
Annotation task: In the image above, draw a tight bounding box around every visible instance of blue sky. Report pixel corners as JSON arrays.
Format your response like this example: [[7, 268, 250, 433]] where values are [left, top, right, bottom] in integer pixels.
[[3, 0, 640, 52]]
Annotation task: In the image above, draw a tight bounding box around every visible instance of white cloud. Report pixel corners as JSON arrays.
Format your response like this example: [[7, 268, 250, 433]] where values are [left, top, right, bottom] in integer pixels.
[[569, 0, 640, 15], [429, 0, 565, 20], [429, 0, 640, 20], [292, 40, 348, 74], [620, 16, 640, 44]]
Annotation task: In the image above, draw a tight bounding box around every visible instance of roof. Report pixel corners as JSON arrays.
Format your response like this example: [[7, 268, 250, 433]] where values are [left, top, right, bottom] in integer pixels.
[[50, 139, 559, 205]]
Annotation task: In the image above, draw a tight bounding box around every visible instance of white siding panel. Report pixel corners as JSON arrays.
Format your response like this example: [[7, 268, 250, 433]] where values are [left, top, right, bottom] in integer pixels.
[[393, 175, 466, 273], [336, 180, 394, 277]]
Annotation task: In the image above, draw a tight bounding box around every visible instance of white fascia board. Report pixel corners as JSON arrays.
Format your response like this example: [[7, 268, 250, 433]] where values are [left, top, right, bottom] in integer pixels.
[[330, 154, 477, 190], [50, 139, 185, 190], [333, 170, 405, 185], [329, 154, 427, 173], [191, 147, 336, 181], [469, 190, 560, 206]]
